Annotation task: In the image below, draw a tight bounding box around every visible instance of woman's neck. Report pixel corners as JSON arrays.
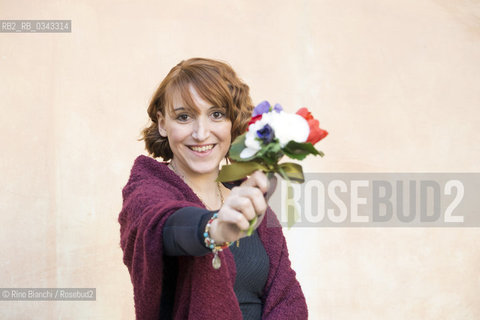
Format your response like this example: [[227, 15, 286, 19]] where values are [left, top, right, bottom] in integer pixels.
[[169, 159, 223, 209]]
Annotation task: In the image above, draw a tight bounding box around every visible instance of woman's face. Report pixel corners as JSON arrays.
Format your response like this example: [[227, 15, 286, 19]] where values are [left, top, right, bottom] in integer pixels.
[[157, 85, 232, 177]]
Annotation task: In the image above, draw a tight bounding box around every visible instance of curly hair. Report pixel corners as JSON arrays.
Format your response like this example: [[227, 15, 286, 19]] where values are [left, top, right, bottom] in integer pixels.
[[141, 58, 254, 161]]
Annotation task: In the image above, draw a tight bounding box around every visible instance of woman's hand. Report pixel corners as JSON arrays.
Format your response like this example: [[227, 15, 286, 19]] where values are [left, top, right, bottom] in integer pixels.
[[209, 170, 270, 244]]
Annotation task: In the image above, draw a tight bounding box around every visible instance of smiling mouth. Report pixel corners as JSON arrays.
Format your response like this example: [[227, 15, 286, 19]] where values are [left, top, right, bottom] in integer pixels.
[[188, 144, 215, 152]]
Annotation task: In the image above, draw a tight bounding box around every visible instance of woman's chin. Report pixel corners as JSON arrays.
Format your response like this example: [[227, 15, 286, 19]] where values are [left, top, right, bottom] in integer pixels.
[[184, 160, 220, 175]]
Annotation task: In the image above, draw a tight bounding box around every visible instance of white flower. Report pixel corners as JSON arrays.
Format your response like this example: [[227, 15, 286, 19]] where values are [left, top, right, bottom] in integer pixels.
[[264, 111, 309, 146], [240, 132, 262, 158], [240, 111, 310, 159]]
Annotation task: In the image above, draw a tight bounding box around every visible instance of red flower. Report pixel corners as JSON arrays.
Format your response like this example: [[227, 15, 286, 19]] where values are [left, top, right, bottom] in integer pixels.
[[247, 114, 262, 131], [296, 107, 328, 145]]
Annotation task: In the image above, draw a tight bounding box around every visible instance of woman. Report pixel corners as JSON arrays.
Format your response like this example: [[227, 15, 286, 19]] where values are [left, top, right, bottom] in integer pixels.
[[118, 58, 308, 319]]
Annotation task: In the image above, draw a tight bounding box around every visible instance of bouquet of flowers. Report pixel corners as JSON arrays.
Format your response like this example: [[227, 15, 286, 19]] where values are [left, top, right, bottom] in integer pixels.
[[217, 101, 328, 234]]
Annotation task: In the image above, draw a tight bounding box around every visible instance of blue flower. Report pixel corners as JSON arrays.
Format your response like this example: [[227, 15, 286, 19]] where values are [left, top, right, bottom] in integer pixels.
[[256, 124, 275, 145], [252, 101, 271, 117], [273, 103, 283, 112]]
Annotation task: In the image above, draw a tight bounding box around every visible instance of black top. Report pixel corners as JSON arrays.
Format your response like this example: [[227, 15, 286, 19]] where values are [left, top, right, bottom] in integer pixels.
[[163, 185, 270, 320]]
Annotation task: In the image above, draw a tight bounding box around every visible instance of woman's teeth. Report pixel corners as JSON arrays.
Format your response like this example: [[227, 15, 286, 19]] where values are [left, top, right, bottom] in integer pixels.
[[190, 144, 214, 152]]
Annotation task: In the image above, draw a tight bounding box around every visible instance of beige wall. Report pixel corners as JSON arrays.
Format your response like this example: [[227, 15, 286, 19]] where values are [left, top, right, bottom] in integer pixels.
[[1, 0, 479, 318]]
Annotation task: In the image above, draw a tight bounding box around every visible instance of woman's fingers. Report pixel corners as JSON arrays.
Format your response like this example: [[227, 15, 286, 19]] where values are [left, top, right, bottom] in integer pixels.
[[240, 170, 269, 194], [212, 171, 271, 243], [229, 186, 267, 219], [226, 195, 256, 222], [216, 206, 250, 234]]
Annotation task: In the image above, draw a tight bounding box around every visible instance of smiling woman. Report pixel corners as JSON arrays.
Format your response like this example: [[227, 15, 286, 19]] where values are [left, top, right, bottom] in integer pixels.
[[142, 58, 252, 163], [156, 85, 233, 178], [118, 58, 308, 320]]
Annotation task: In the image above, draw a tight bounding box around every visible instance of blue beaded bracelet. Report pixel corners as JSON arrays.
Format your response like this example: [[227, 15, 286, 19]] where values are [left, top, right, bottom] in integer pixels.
[[203, 212, 232, 269]]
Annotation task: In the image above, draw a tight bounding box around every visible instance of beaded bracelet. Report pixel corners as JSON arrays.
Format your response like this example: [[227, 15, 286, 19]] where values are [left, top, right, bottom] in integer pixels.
[[204, 212, 233, 269]]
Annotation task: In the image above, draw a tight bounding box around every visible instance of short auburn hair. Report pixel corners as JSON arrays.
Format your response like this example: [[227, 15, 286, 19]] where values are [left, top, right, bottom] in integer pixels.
[[141, 58, 254, 161]]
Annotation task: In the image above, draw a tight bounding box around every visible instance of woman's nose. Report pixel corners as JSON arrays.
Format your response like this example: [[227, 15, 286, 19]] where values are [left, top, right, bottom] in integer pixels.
[[192, 117, 210, 141]]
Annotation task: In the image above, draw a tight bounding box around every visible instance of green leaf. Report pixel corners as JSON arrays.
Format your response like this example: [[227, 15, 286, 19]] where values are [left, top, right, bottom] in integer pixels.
[[216, 161, 269, 182], [278, 163, 305, 183], [229, 134, 249, 161], [283, 141, 324, 160], [255, 141, 283, 165]]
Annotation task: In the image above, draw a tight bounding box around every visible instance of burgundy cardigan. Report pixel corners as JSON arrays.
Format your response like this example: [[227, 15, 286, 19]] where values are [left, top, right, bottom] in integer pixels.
[[118, 155, 308, 319]]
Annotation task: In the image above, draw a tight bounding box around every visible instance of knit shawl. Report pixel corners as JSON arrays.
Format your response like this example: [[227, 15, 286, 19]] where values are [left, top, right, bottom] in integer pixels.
[[118, 155, 308, 319]]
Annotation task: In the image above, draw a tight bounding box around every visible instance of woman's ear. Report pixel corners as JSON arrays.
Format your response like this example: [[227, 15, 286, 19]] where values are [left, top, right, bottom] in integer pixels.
[[157, 111, 168, 137]]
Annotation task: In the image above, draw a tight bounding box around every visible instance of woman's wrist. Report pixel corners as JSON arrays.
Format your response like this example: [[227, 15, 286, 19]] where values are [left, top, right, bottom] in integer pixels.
[[207, 217, 225, 244], [203, 212, 233, 270]]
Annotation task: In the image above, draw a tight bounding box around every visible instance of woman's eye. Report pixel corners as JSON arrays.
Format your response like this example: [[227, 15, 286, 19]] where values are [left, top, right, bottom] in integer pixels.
[[212, 111, 225, 119], [176, 114, 190, 121]]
